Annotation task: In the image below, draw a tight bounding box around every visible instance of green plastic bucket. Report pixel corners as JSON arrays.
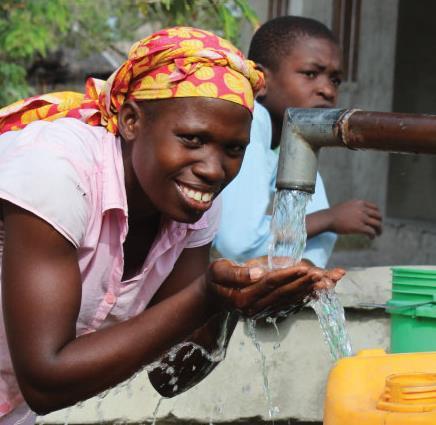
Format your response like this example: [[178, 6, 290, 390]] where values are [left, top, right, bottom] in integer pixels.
[[388, 267, 436, 353]]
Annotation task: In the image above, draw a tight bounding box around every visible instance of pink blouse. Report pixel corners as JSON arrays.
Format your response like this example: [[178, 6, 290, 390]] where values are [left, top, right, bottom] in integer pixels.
[[0, 118, 221, 418]]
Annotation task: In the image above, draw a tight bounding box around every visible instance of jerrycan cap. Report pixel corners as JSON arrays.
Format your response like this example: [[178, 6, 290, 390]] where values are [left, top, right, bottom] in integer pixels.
[[377, 373, 436, 412]]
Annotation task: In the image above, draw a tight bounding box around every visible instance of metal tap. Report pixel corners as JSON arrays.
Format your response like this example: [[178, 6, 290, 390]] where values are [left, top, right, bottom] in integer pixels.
[[276, 108, 436, 193]]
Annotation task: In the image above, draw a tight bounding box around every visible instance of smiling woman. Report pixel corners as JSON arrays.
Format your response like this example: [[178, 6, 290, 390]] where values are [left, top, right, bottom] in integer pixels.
[[0, 26, 344, 425], [123, 97, 251, 224]]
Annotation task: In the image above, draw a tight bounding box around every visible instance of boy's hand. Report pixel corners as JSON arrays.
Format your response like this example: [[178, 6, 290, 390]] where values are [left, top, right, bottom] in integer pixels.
[[206, 258, 345, 319], [329, 200, 382, 238]]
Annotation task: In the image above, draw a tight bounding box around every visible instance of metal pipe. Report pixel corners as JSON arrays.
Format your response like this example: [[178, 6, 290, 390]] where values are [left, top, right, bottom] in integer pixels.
[[276, 108, 436, 193]]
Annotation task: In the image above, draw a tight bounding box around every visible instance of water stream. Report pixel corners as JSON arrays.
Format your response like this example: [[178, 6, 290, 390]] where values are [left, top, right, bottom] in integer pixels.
[[268, 188, 353, 361], [310, 289, 353, 361], [246, 319, 279, 420], [151, 397, 164, 425], [268, 189, 311, 269]]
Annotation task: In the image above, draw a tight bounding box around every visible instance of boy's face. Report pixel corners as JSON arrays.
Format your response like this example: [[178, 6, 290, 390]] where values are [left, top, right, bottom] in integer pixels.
[[261, 36, 342, 124]]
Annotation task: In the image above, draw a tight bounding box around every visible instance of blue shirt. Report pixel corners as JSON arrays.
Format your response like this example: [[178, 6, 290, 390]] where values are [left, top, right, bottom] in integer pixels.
[[214, 102, 337, 267]]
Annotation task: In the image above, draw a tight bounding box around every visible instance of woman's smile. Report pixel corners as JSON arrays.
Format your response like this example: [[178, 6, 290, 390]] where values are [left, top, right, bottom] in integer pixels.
[[175, 181, 215, 212]]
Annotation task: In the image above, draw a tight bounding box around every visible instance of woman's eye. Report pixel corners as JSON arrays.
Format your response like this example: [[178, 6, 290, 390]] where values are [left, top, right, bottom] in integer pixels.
[[227, 144, 246, 156], [303, 70, 317, 79], [179, 135, 203, 146]]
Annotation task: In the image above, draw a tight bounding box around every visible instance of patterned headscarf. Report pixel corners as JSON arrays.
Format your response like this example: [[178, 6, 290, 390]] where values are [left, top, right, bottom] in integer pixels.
[[0, 27, 264, 135]]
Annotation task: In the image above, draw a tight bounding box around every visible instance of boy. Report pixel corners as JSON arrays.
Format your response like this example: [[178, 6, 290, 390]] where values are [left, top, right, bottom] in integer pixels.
[[214, 16, 382, 267]]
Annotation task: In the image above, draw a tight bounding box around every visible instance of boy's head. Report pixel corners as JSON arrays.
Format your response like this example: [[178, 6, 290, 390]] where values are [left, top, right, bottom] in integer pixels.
[[248, 16, 342, 131]]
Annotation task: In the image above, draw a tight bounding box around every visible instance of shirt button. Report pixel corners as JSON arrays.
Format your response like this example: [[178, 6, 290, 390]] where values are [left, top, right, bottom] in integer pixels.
[[105, 293, 116, 305]]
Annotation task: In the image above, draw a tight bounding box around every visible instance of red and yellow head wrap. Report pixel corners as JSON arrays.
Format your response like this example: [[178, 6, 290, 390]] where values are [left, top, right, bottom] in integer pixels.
[[0, 26, 264, 135]]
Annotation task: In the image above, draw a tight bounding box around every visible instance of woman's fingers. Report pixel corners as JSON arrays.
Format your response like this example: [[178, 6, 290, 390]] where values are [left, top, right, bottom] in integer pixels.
[[325, 267, 346, 281], [208, 258, 265, 289], [237, 266, 313, 309], [210, 259, 310, 289], [246, 267, 346, 318], [244, 272, 320, 316], [209, 259, 346, 317], [208, 261, 311, 312]]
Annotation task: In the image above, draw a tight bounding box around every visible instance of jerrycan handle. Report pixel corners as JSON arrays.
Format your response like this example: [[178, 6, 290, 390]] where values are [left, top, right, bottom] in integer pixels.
[[359, 301, 436, 311]]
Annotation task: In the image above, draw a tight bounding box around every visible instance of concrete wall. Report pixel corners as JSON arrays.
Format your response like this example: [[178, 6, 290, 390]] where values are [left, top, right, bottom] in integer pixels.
[[330, 0, 436, 269], [387, 0, 436, 224], [40, 267, 396, 424]]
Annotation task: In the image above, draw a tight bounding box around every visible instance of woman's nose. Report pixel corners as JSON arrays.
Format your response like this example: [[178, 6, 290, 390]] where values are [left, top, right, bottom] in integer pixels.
[[192, 149, 226, 184]]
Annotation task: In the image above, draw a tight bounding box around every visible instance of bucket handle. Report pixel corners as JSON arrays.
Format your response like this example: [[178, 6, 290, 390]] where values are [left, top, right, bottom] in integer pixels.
[[358, 301, 436, 310]]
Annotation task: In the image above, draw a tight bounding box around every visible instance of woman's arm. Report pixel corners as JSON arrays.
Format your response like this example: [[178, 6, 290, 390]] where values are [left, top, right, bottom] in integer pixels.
[[147, 243, 239, 397], [2, 203, 222, 414]]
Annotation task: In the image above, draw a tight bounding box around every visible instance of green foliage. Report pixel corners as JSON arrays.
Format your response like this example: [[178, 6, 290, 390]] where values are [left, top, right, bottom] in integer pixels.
[[65, 1, 145, 56], [0, 63, 28, 103], [0, 0, 70, 105], [137, 0, 259, 45], [0, 0, 258, 107]]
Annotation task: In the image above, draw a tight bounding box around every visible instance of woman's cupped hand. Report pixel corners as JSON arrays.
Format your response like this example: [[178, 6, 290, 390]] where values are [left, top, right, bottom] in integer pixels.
[[206, 257, 345, 320]]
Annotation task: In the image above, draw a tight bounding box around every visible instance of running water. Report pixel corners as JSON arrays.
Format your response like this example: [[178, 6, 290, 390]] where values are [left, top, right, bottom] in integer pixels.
[[268, 189, 311, 269], [310, 289, 353, 361], [241, 190, 310, 421], [266, 316, 281, 350], [151, 397, 164, 425], [268, 188, 353, 361], [246, 319, 280, 420]]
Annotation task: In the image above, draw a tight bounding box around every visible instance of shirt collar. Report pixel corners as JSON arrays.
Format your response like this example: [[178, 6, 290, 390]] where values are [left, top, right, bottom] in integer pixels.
[[101, 133, 128, 215]]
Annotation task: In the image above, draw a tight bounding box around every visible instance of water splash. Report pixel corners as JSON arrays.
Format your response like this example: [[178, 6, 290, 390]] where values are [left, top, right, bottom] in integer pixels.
[[151, 397, 164, 425], [310, 288, 353, 361], [268, 189, 312, 269], [51, 313, 232, 423], [246, 319, 279, 420], [266, 316, 280, 337], [266, 316, 281, 350]]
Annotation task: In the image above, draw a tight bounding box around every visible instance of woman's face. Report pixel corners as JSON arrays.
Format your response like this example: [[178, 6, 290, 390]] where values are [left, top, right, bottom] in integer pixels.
[[122, 97, 252, 223]]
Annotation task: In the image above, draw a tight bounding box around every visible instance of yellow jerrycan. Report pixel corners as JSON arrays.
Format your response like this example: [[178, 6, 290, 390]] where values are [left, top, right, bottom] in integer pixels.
[[324, 349, 436, 424]]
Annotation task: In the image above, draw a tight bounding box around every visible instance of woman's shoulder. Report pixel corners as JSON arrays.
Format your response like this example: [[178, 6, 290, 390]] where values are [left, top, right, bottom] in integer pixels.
[[0, 118, 114, 167], [0, 119, 119, 247], [41, 118, 110, 163]]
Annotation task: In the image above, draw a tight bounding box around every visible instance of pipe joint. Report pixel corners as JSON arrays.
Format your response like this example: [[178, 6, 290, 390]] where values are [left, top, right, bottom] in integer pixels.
[[276, 108, 346, 193]]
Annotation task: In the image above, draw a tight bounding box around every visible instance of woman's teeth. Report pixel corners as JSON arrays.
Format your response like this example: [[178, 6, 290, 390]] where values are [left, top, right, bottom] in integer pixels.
[[181, 186, 213, 203]]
